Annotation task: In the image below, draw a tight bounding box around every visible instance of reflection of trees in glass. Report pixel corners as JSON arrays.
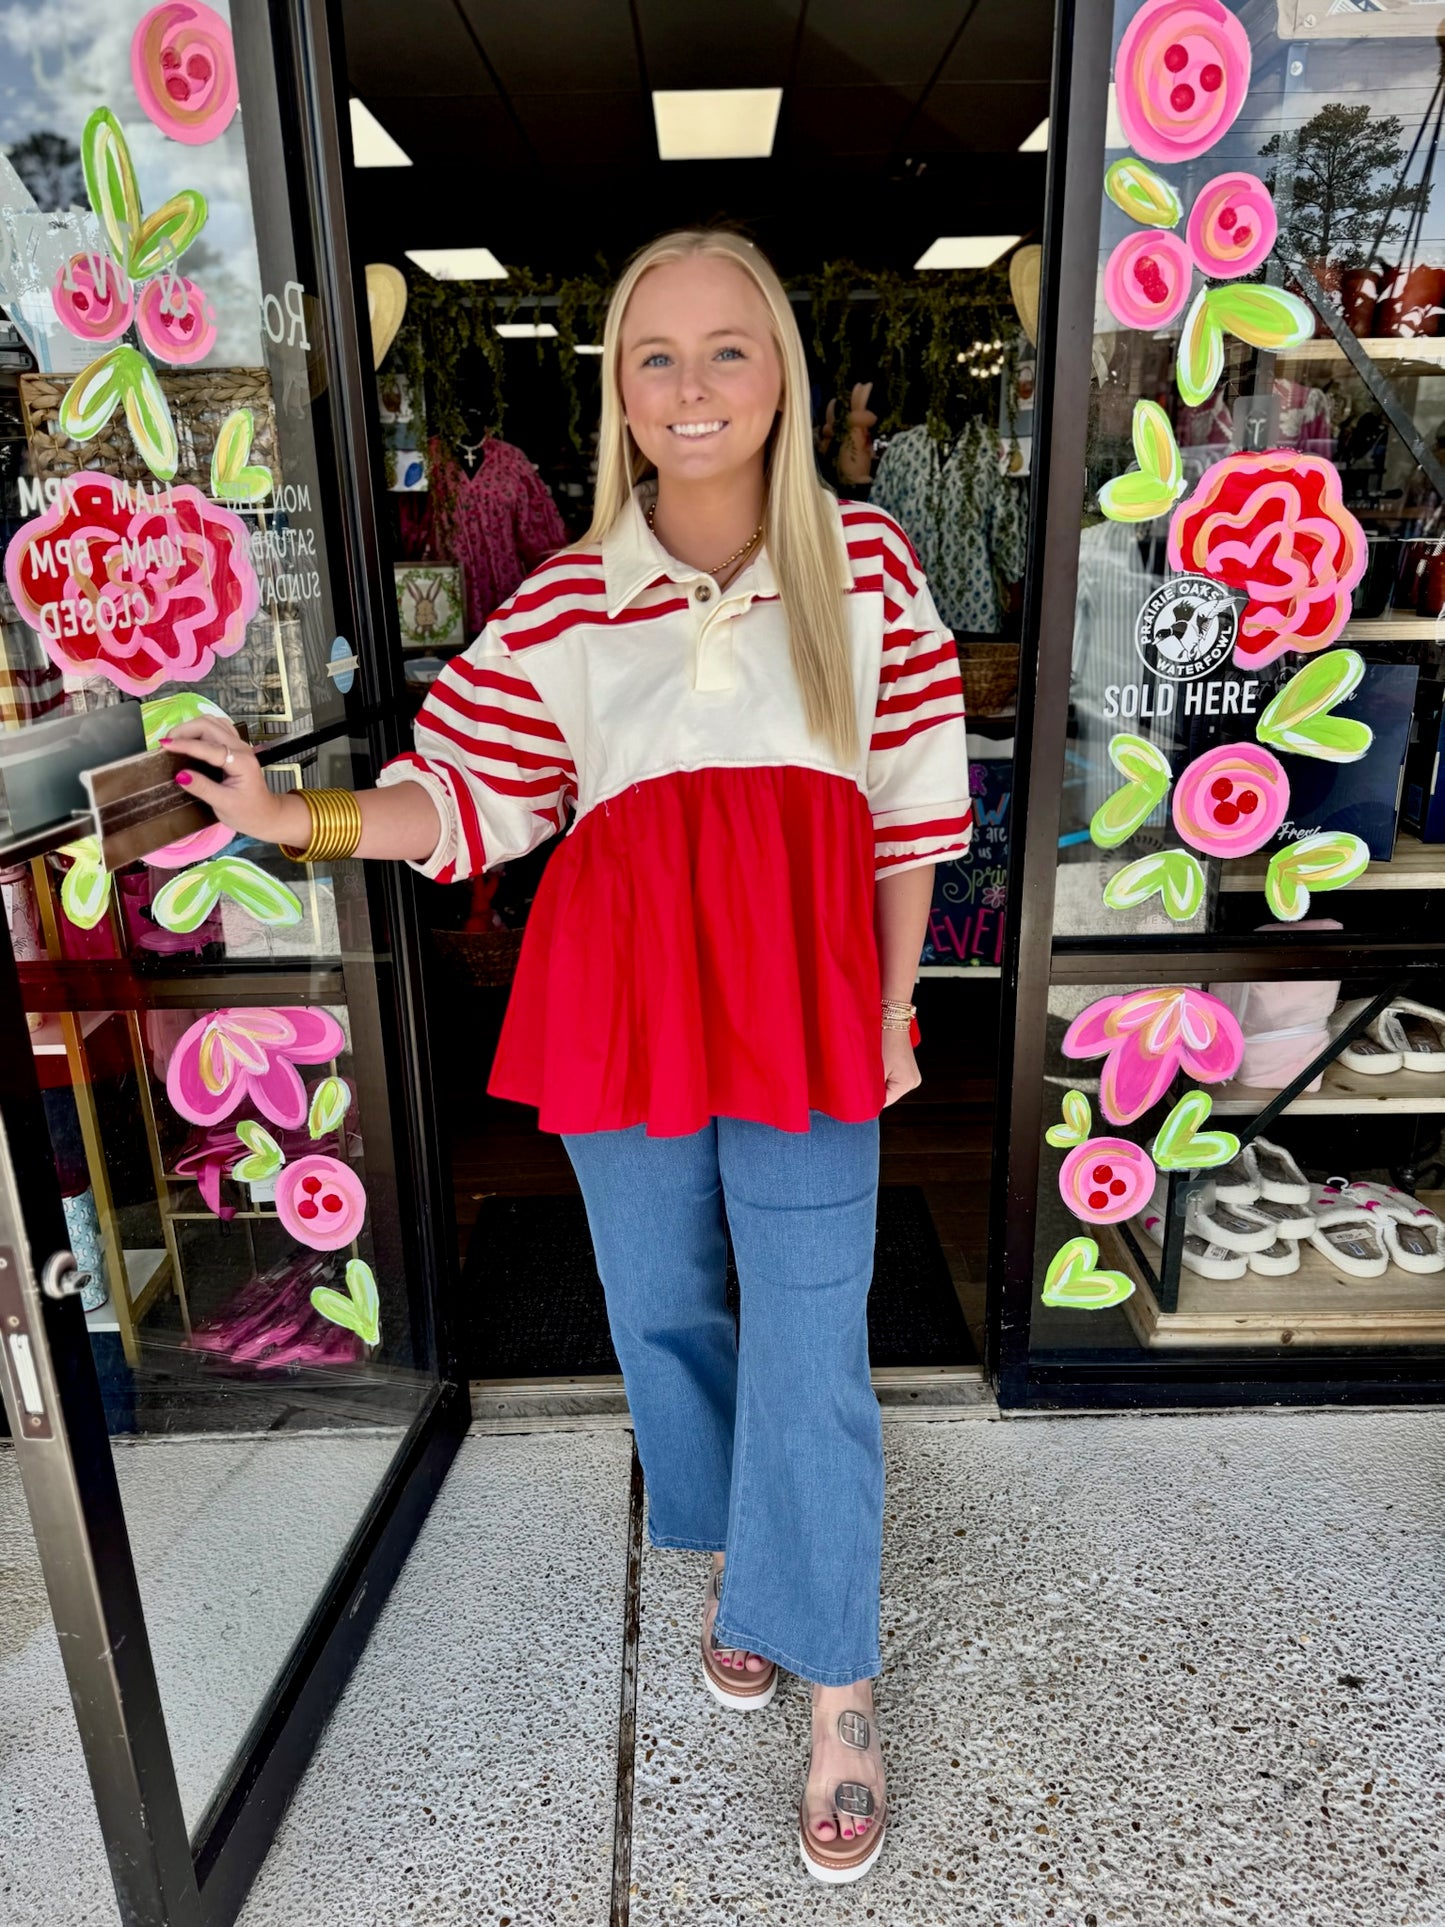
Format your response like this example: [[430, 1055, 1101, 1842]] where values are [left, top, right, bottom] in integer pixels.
[[5, 130, 83, 211], [1260, 104, 1432, 266]]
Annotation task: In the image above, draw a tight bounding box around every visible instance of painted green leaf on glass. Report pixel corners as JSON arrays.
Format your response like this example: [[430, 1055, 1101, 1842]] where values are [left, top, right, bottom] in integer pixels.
[[1151, 1090, 1240, 1171], [312, 1260, 380, 1347], [1098, 401, 1185, 524], [211, 856, 303, 926], [1102, 848, 1205, 921], [1205, 282, 1314, 351], [151, 862, 224, 933], [121, 351, 178, 482], [128, 191, 208, 281], [308, 1076, 352, 1140], [1089, 733, 1173, 849], [1131, 398, 1183, 492], [58, 346, 129, 441], [58, 838, 111, 931], [233, 1120, 284, 1184], [1264, 832, 1370, 922], [1176, 286, 1225, 407], [1098, 469, 1180, 522], [209, 407, 273, 502], [1104, 156, 1183, 228], [1041, 1235, 1135, 1310], [141, 692, 229, 751], [1045, 1088, 1093, 1149], [1255, 651, 1372, 763], [80, 108, 140, 265]]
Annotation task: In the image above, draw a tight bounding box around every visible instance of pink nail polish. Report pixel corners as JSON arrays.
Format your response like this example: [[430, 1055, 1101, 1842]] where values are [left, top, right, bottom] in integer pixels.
[[175, 771, 192, 786]]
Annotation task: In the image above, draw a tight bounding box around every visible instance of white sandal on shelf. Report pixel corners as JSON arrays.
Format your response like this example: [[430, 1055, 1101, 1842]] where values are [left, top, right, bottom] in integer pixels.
[[1245, 1193, 1316, 1241], [1386, 1001, 1445, 1073], [1248, 1238, 1302, 1277], [1306, 1184, 1390, 1279], [1338, 1182, 1445, 1274], [1329, 999, 1404, 1076], [1138, 1187, 1248, 1280], [1192, 1184, 1281, 1253]]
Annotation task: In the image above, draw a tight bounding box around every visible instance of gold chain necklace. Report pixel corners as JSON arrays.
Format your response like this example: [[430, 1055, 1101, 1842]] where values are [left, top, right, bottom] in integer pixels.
[[646, 498, 763, 580]]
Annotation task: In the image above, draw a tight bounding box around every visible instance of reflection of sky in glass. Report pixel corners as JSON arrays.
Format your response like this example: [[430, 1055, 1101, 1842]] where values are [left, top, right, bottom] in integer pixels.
[[1098, 0, 1445, 329], [0, 0, 262, 362]]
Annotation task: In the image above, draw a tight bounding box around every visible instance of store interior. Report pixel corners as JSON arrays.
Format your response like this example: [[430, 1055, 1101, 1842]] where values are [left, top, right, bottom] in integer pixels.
[[336, 0, 1056, 1382]]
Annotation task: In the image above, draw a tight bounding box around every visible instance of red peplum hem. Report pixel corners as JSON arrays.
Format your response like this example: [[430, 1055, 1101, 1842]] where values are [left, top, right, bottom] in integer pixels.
[[486, 765, 888, 1137]]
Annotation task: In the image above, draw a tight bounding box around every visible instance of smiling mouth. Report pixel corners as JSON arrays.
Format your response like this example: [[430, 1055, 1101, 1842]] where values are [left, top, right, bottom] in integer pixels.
[[669, 420, 727, 439]]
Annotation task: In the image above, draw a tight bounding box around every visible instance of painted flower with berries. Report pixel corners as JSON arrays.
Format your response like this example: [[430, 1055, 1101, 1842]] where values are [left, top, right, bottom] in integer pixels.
[[1168, 451, 1367, 669], [3, 470, 259, 696]]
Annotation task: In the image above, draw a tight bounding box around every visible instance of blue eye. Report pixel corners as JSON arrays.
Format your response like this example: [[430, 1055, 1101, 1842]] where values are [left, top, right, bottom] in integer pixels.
[[642, 352, 671, 368], [715, 346, 744, 360]]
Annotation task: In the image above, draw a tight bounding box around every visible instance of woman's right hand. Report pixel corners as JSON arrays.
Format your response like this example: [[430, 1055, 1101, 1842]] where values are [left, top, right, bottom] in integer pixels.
[[160, 718, 300, 845]]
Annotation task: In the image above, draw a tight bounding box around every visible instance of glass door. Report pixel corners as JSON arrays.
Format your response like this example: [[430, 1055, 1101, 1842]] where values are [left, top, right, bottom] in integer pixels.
[[0, 3, 465, 1922]]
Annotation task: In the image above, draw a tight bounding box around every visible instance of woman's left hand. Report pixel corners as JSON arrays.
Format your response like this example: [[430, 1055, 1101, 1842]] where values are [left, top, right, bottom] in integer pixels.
[[881, 1026, 921, 1107]]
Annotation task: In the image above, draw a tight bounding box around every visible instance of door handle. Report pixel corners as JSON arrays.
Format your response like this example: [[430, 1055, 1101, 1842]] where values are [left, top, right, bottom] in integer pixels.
[[0, 1244, 53, 1438], [41, 1250, 85, 1300]]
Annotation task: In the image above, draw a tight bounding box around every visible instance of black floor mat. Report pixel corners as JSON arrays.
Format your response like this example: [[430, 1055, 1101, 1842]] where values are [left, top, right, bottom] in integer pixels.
[[462, 1185, 977, 1377]]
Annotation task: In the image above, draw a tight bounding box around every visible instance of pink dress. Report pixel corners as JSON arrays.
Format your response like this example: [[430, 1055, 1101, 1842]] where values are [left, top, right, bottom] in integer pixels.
[[378, 492, 972, 1137]]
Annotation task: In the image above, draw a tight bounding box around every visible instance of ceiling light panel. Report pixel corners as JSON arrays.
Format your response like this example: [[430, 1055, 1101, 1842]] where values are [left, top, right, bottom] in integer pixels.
[[350, 98, 412, 168], [404, 248, 508, 281], [914, 236, 1021, 271], [652, 88, 783, 160], [1019, 118, 1049, 152], [496, 322, 559, 339]]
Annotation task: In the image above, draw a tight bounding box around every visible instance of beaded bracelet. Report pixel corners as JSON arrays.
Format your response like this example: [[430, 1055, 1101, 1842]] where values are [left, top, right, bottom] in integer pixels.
[[882, 999, 922, 1047], [279, 787, 363, 864]]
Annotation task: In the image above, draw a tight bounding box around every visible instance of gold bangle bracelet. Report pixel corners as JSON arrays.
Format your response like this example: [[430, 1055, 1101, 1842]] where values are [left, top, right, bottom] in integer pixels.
[[279, 787, 363, 864]]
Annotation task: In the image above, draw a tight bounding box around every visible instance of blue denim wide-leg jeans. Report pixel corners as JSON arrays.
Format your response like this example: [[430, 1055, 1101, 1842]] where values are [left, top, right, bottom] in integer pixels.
[[560, 1110, 883, 1687]]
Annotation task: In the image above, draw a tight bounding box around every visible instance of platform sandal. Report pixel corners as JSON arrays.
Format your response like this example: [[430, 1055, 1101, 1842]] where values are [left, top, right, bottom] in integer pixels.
[[699, 1565, 777, 1710], [798, 1707, 889, 1884]]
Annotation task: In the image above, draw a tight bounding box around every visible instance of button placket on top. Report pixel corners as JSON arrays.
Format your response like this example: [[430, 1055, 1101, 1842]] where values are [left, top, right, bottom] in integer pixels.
[[691, 579, 756, 693]]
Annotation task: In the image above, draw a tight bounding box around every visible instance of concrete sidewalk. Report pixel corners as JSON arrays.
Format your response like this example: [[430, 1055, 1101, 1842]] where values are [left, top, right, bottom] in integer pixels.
[[235, 1409, 1445, 1927]]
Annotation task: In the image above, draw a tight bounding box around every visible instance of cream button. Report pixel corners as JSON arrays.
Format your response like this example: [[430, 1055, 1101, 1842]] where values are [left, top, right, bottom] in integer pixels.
[[694, 583, 712, 603]]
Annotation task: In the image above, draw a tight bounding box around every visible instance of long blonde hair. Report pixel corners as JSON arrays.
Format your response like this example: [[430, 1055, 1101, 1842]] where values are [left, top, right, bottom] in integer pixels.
[[584, 229, 858, 766]]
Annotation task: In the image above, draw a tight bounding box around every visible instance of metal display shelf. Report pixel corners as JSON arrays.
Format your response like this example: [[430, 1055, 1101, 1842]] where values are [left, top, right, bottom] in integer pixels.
[[1275, 335, 1445, 373], [1212, 1058, 1445, 1115]]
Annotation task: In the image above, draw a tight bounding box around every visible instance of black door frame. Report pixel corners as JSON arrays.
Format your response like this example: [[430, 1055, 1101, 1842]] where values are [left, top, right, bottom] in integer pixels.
[[985, 0, 1445, 1410], [0, 3, 470, 1922]]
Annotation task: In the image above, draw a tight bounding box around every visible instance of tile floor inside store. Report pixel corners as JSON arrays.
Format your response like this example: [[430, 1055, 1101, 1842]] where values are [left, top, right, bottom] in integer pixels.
[[5, 1410, 1444, 1927]]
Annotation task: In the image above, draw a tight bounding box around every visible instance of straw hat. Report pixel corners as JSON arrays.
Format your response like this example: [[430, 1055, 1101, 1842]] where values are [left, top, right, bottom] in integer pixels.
[[1009, 244, 1041, 348], [366, 263, 408, 369]]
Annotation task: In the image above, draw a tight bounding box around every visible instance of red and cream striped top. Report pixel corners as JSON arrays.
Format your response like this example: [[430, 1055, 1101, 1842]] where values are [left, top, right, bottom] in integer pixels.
[[378, 485, 971, 1136]]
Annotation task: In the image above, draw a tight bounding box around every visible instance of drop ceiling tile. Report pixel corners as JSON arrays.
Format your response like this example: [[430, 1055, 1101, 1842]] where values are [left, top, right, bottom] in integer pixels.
[[633, 0, 799, 89], [509, 92, 655, 166], [940, 0, 1057, 83], [913, 80, 1051, 151], [352, 95, 533, 170], [340, 0, 498, 96], [456, 0, 639, 92], [782, 84, 918, 158], [796, 0, 970, 88]]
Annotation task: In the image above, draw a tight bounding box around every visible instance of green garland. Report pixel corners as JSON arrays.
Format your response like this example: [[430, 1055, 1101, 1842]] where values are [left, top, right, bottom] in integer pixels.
[[384, 258, 1023, 478]]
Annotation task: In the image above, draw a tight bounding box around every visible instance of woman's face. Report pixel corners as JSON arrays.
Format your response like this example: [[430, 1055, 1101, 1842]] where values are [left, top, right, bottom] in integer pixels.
[[617, 255, 783, 486]]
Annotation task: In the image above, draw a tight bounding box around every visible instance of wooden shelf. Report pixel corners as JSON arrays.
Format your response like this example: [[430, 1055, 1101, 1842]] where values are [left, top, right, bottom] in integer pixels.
[[1276, 336, 1445, 374], [1212, 1056, 1445, 1116], [85, 1247, 168, 1337], [29, 1008, 114, 1056], [1102, 1199, 1445, 1349], [1221, 832, 1445, 895], [1341, 614, 1445, 641]]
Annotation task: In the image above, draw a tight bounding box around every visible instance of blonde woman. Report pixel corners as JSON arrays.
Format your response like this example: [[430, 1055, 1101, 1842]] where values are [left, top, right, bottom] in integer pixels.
[[165, 228, 972, 1883]]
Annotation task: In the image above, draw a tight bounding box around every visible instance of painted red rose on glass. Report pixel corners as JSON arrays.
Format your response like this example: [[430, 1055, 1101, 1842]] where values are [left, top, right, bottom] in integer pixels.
[[1167, 451, 1366, 669], [3, 471, 258, 697]]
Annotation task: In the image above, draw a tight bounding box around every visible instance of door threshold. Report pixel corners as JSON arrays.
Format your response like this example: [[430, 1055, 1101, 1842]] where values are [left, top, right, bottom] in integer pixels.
[[470, 1365, 992, 1426]]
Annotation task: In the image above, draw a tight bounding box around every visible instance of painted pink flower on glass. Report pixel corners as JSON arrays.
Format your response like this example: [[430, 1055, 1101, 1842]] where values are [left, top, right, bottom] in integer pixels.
[[131, 0, 239, 146], [52, 252, 133, 342], [1062, 986, 1244, 1127], [167, 1006, 345, 1128]]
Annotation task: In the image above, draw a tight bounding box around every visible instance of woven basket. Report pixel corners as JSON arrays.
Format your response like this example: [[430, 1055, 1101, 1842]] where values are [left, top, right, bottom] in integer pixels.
[[19, 367, 281, 493], [958, 641, 1020, 716], [430, 926, 526, 989]]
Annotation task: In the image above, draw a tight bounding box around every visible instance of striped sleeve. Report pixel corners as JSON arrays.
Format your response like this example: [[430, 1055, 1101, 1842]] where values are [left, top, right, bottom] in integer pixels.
[[864, 524, 972, 880], [376, 619, 576, 884]]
